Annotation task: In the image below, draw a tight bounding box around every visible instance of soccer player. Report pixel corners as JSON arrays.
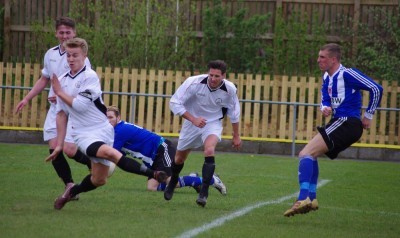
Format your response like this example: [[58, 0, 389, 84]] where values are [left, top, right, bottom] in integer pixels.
[[106, 105, 227, 194], [164, 60, 241, 207], [46, 38, 167, 210], [283, 43, 383, 217], [14, 17, 91, 196]]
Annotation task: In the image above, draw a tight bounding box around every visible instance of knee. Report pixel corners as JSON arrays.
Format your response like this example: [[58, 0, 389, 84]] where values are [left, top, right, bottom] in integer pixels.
[[91, 177, 107, 187], [203, 146, 215, 157], [63, 145, 77, 158]]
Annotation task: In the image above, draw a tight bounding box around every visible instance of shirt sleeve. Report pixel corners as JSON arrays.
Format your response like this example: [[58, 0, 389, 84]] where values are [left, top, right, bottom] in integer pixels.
[[344, 68, 383, 118], [169, 77, 195, 116], [320, 73, 331, 110], [226, 84, 241, 123]]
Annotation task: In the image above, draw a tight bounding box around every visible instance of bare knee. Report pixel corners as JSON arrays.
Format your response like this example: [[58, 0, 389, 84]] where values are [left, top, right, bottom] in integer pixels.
[[63, 143, 77, 158], [91, 176, 107, 187], [203, 146, 215, 157]]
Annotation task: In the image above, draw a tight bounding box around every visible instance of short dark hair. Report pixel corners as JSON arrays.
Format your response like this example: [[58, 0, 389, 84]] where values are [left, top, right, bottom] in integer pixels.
[[320, 43, 341, 61], [207, 60, 227, 74], [55, 16, 76, 30]]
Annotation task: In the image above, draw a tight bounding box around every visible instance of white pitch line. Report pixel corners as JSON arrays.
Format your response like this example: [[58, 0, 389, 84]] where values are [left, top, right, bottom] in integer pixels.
[[176, 179, 331, 238]]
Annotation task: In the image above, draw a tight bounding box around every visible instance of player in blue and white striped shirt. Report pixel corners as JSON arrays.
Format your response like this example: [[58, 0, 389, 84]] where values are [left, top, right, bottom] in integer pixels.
[[284, 43, 383, 217]]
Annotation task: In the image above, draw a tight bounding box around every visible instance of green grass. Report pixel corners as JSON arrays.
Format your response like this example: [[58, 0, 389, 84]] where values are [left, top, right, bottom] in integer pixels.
[[0, 143, 399, 238]]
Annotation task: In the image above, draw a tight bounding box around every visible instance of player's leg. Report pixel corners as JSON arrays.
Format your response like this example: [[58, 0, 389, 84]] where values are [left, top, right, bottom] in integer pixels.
[[284, 133, 327, 217], [48, 137, 74, 186], [95, 143, 167, 183], [44, 105, 74, 186], [196, 134, 219, 207], [164, 149, 191, 200], [54, 161, 109, 210], [63, 141, 91, 170]]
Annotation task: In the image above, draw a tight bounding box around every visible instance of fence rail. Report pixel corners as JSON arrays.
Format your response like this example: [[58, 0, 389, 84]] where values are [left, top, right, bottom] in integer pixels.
[[1, 62, 399, 148]]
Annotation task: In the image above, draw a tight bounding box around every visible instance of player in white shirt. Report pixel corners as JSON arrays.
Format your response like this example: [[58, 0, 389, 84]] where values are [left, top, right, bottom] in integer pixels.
[[46, 38, 167, 210], [164, 60, 242, 207], [15, 17, 92, 194]]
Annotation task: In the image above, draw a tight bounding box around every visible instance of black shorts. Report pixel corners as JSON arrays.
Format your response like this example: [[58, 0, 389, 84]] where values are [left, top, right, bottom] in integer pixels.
[[148, 139, 176, 179], [317, 117, 363, 159]]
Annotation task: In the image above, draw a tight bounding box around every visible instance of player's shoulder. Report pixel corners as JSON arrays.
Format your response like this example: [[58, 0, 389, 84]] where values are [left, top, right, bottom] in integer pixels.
[[186, 74, 208, 83], [44, 45, 62, 58], [83, 66, 98, 78]]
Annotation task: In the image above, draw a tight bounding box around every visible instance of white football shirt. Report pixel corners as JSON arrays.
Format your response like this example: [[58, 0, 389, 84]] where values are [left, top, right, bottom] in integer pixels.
[[170, 74, 240, 124], [42, 45, 91, 98], [56, 65, 109, 132]]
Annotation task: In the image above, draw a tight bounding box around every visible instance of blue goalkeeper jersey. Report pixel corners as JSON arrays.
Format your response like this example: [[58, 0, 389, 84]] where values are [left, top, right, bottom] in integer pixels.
[[113, 120, 163, 167], [320, 64, 383, 119]]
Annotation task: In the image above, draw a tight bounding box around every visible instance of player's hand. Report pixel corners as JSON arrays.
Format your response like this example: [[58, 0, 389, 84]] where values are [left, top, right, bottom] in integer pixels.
[[321, 106, 332, 117], [232, 135, 242, 151], [48, 96, 57, 104], [15, 99, 28, 114], [192, 117, 207, 128], [361, 117, 372, 129], [45, 146, 62, 162], [50, 74, 61, 95]]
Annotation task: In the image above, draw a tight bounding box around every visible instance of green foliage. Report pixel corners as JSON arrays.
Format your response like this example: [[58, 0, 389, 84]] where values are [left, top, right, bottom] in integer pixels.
[[21, 2, 399, 78], [29, 20, 57, 63], [69, 0, 196, 70], [202, 0, 271, 74], [338, 9, 399, 82], [273, 8, 327, 76]]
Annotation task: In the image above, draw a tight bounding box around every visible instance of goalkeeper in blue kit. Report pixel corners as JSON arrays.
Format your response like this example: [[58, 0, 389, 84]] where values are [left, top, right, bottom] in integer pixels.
[[106, 106, 227, 194]]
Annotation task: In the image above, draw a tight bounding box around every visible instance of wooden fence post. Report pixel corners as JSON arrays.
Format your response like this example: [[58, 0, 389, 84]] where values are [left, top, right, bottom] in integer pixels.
[[3, 0, 11, 61], [352, 0, 361, 60]]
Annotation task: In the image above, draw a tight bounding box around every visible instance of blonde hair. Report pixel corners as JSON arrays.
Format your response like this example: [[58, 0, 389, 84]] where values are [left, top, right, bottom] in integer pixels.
[[63, 38, 88, 54], [107, 105, 120, 117]]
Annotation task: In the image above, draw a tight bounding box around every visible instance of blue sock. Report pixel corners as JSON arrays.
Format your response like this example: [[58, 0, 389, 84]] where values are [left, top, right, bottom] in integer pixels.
[[180, 175, 202, 187], [298, 156, 314, 200], [157, 183, 167, 191], [309, 159, 319, 200]]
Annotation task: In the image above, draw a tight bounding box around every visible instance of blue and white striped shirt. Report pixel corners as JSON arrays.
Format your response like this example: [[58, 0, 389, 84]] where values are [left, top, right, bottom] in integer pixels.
[[320, 64, 383, 119]]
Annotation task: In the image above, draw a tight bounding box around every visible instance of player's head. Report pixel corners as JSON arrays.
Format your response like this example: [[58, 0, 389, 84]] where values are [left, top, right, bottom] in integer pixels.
[[55, 17, 77, 48], [318, 43, 341, 74], [207, 60, 227, 89], [63, 38, 88, 74], [106, 105, 121, 127]]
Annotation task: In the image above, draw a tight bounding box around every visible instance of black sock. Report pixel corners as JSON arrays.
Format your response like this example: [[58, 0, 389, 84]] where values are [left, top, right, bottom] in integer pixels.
[[70, 174, 97, 197], [117, 156, 154, 177], [200, 156, 215, 197], [169, 161, 184, 187], [50, 149, 73, 185], [72, 149, 92, 170]]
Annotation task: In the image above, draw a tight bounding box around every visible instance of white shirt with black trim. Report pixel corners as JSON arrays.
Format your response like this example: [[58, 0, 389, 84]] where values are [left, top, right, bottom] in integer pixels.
[[170, 74, 240, 124], [56, 66, 109, 132]]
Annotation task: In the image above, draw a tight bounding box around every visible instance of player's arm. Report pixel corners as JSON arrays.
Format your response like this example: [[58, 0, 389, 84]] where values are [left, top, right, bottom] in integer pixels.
[[15, 75, 49, 113], [231, 122, 241, 150], [319, 75, 332, 117], [345, 69, 383, 129], [181, 111, 206, 128]]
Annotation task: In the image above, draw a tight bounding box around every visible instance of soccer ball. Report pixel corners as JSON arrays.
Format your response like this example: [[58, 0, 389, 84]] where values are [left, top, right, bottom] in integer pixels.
[[108, 162, 116, 177]]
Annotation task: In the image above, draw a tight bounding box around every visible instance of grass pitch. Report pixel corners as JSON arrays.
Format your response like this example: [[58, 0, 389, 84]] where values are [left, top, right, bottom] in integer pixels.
[[0, 143, 399, 238]]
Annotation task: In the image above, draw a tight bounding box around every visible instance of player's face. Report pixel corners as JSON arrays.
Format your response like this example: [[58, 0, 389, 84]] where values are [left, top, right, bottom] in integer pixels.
[[107, 111, 119, 127], [55, 25, 76, 48], [66, 47, 86, 75], [317, 50, 336, 73], [207, 68, 225, 89]]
